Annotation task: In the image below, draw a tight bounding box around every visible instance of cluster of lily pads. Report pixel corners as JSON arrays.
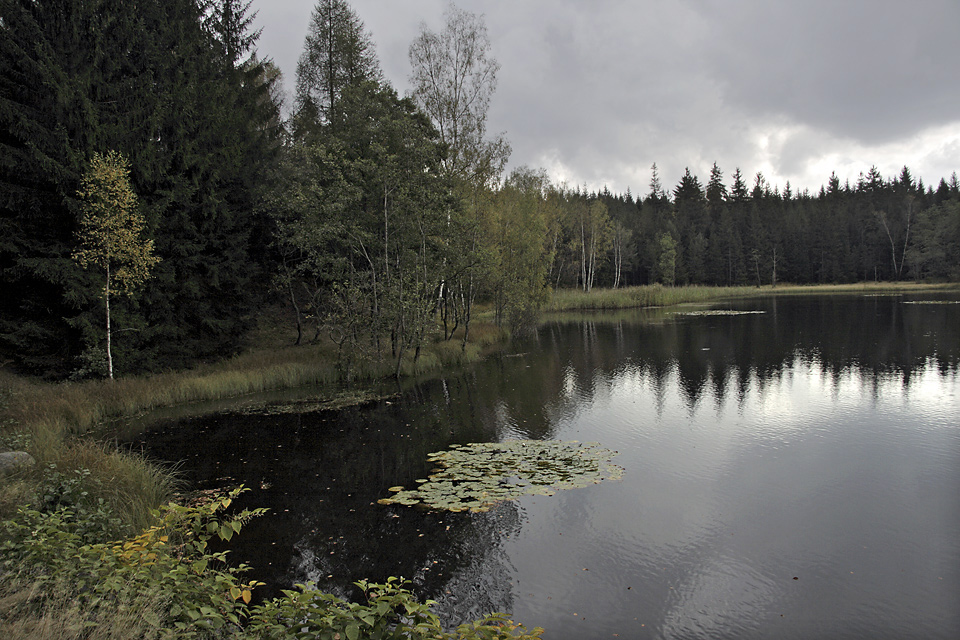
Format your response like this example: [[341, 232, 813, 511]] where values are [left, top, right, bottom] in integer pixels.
[[673, 309, 766, 316], [378, 440, 623, 513]]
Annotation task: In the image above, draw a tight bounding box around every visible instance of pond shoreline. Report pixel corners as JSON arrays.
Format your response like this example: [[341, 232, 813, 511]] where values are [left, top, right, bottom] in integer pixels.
[[2, 281, 958, 525]]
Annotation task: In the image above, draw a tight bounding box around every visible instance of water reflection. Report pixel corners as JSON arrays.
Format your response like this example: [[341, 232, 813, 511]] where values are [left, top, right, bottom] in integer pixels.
[[531, 295, 959, 417], [129, 294, 960, 639]]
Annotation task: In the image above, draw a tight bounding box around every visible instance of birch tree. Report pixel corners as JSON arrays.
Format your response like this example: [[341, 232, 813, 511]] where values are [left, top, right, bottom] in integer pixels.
[[72, 152, 159, 379], [611, 220, 632, 288], [409, 3, 508, 183], [409, 2, 510, 347], [563, 196, 612, 293]]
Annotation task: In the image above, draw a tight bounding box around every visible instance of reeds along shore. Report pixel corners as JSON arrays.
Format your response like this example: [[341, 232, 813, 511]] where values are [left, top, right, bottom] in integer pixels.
[[546, 281, 960, 311]]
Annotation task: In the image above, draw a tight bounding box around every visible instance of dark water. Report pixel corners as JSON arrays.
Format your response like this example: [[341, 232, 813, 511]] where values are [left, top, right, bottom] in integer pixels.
[[129, 294, 960, 639]]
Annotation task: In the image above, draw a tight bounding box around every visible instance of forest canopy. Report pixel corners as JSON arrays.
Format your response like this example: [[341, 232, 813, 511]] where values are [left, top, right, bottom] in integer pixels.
[[1, 0, 957, 378]]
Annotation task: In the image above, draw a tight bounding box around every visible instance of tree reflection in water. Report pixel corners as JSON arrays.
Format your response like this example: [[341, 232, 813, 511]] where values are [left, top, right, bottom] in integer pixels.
[[129, 293, 960, 636]]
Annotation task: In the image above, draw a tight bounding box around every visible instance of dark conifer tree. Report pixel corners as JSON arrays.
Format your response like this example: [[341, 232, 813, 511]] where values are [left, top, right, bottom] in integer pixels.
[[673, 169, 708, 284], [0, 0, 281, 375], [294, 0, 382, 138]]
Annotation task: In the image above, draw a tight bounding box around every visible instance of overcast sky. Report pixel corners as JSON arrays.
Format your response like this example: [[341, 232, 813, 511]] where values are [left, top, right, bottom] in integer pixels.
[[250, 0, 960, 197]]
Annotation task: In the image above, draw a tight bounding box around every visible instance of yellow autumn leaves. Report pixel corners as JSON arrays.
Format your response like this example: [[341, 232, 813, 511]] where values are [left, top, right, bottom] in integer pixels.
[[73, 150, 159, 295]]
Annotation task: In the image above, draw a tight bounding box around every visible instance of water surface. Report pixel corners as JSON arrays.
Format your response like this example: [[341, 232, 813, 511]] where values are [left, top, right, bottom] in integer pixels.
[[130, 294, 960, 639]]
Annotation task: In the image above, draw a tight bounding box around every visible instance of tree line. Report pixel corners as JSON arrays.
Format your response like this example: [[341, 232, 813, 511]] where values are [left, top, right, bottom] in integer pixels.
[[2, 0, 958, 379], [584, 163, 960, 290]]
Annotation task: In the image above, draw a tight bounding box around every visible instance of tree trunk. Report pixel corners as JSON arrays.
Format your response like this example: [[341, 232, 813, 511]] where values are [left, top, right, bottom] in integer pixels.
[[289, 283, 302, 346], [105, 263, 113, 380], [580, 218, 587, 292], [878, 211, 901, 280], [899, 199, 914, 279], [771, 245, 778, 287]]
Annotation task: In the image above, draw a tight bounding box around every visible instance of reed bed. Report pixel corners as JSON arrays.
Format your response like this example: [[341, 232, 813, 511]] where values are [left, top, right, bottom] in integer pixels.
[[547, 284, 758, 311], [546, 282, 960, 312]]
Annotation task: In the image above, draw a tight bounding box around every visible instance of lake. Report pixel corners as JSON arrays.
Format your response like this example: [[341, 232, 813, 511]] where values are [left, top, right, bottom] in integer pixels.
[[128, 293, 960, 639]]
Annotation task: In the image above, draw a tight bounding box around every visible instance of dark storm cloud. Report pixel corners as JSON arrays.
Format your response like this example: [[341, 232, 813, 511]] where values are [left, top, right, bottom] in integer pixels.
[[697, 0, 960, 144], [251, 0, 960, 194]]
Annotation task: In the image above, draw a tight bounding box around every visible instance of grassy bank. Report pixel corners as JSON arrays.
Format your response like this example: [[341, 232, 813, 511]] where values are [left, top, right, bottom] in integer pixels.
[[547, 281, 960, 312], [0, 314, 506, 527]]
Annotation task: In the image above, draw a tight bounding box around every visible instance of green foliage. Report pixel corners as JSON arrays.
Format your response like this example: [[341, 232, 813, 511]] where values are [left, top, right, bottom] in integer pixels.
[[487, 168, 558, 332], [274, 77, 451, 374], [34, 465, 125, 540], [656, 232, 678, 286], [73, 150, 160, 379], [250, 578, 543, 640], [0, 0, 281, 376], [294, 0, 383, 135], [1, 485, 263, 638], [906, 200, 960, 280], [378, 440, 623, 512], [0, 483, 543, 639]]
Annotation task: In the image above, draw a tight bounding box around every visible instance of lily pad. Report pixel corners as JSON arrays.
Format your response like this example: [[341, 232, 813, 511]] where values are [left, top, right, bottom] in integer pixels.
[[380, 440, 623, 512]]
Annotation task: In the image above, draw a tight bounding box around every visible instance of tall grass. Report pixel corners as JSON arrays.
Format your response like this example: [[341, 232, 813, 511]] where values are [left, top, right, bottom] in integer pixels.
[[0, 316, 510, 530], [547, 284, 759, 311], [0, 576, 169, 640], [547, 282, 960, 312]]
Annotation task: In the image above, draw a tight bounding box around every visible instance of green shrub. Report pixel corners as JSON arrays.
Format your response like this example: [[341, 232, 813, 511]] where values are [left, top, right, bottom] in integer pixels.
[[0, 485, 543, 640], [248, 577, 542, 640], [1, 486, 264, 638]]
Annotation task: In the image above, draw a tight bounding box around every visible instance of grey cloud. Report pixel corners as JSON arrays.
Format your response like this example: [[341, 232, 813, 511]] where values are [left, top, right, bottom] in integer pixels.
[[697, 0, 960, 144], [252, 0, 959, 195]]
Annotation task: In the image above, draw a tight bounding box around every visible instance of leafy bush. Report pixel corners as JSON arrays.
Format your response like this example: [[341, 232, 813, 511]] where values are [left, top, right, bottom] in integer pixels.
[[0, 484, 543, 639], [248, 577, 542, 640]]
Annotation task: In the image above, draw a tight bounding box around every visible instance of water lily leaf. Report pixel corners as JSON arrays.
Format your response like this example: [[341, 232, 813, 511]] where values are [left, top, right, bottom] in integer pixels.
[[378, 440, 622, 512]]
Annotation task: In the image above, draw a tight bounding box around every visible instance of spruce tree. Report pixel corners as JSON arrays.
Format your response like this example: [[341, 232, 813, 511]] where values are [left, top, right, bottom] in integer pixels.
[[0, 0, 281, 374], [294, 0, 382, 136]]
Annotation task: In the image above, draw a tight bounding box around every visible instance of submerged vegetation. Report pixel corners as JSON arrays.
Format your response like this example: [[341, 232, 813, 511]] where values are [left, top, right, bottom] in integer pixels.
[[378, 440, 623, 512]]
